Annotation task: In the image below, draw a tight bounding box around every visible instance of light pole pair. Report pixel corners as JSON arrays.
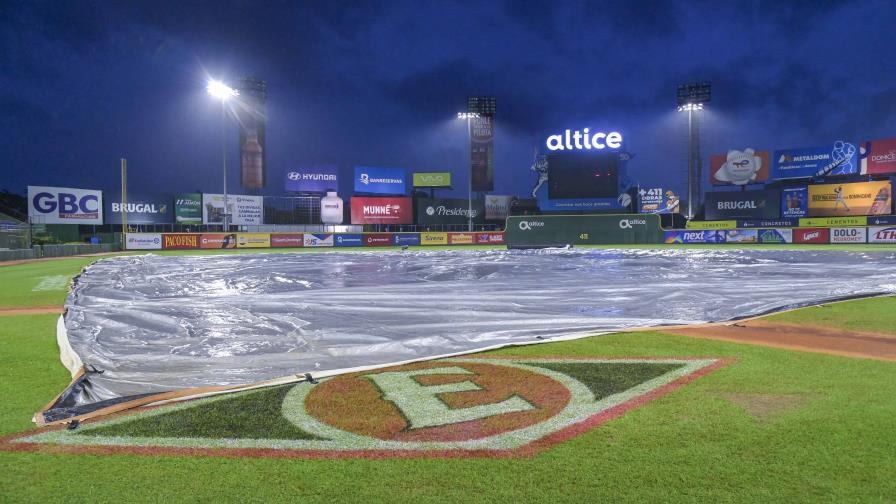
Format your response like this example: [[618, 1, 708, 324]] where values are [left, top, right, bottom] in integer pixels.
[[456, 112, 479, 232]]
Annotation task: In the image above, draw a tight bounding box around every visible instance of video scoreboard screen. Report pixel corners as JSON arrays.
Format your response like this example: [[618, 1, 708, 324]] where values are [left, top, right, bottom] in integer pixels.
[[547, 151, 619, 199]]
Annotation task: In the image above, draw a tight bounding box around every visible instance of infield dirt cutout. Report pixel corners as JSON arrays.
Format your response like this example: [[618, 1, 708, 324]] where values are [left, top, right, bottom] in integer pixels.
[[4, 356, 727, 458]]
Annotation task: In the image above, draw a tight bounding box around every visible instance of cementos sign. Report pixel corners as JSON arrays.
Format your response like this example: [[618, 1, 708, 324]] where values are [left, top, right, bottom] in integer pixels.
[[354, 166, 407, 195], [772, 142, 858, 179], [350, 197, 412, 224], [285, 165, 338, 193], [28, 186, 103, 224], [546, 129, 622, 151]]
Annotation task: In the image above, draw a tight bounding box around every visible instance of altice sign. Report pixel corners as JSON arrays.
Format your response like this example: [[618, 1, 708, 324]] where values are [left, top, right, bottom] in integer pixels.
[[546, 129, 623, 151]]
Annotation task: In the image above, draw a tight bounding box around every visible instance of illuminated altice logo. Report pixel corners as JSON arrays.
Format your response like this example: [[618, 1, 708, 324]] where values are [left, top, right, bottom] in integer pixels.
[[546, 129, 622, 151]]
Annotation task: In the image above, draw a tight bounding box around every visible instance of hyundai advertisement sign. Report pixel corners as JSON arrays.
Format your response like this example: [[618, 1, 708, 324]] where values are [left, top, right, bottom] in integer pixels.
[[28, 185, 103, 224], [104, 193, 172, 224], [285, 165, 338, 193], [704, 189, 781, 220], [772, 142, 858, 180], [354, 166, 407, 195]]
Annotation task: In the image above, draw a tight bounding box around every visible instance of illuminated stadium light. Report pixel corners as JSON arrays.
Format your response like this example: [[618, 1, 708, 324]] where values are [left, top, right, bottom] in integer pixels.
[[677, 103, 703, 112], [206, 79, 239, 100], [677, 82, 711, 220], [457, 112, 480, 119]]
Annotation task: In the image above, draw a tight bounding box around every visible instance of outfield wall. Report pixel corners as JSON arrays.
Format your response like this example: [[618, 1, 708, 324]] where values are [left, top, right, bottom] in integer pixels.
[[125, 231, 506, 250]]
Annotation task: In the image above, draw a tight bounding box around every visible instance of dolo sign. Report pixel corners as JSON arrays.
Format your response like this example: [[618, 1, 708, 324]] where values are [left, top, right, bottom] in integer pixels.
[[546, 129, 622, 151]]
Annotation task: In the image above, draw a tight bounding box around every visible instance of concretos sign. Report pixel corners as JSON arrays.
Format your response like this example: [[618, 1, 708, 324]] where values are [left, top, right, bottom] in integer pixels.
[[350, 197, 412, 224], [546, 129, 622, 151]]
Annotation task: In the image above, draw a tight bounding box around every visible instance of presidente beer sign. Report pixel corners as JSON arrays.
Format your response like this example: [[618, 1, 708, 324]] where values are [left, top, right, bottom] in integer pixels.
[[350, 197, 412, 224]]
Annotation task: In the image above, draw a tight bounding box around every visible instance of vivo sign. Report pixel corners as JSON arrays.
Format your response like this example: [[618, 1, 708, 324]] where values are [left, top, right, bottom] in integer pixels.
[[546, 129, 622, 151], [28, 185, 103, 224]]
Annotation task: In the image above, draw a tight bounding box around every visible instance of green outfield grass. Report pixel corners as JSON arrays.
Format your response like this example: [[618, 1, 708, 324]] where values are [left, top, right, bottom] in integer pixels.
[[1, 247, 894, 502]]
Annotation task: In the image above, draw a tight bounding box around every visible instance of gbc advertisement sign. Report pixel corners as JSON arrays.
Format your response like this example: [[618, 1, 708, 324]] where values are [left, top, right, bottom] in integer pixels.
[[807, 181, 892, 217], [772, 142, 858, 179], [285, 165, 338, 193], [781, 187, 808, 218], [830, 227, 867, 244], [28, 186, 103, 224], [104, 193, 171, 225], [704, 189, 781, 220], [412, 172, 451, 187], [125, 233, 162, 250], [869, 226, 896, 243], [484, 195, 514, 221], [175, 193, 202, 224], [354, 166, 407, 195], [710, 149, 769, 186], [638, 188, 680, 214], [417, 198, 484, 225], [861, 138, 896, 175], [202, 194, 263, 225], [350, 197, 412, 224]]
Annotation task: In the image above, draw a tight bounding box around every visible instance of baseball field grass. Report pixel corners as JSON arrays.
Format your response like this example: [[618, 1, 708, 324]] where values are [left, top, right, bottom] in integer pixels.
[[1, 247, 894, 502]]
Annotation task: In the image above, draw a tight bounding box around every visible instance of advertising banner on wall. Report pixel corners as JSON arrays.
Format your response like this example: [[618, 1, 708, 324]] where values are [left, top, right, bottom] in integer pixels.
[[304, 233, 334, 247], [199, 233, 237, 249], [475, 232, 505, 244], [393, 233, 421, 246], [334, 233, 363, 247], [350, 197, 413, 224], [704, 189, 781, 220], [104, 193, 172, 225], [416, 198, 484, 225], [285, 165, 338, 193], [448, 232, 475, 245], [794, 228, 829, 244], [799, 216, 868, 227], [830, 227, 867, 244], [737, 218, 799, 228], [664, 230, 727, 244], [236, 233, 271, 248], [484, 195, 514, 221], [781, 187, 808, 218], [470, 115, 494, 192], [125, 233, 162, 250], [726, 229, 759, 243], [175, 193, 202, 224], [507, 214, 663, 247], [772, 142, 858, 179], [202, 194, 264, 225], [420, 232, 448, 245], [270, 233, 303, 248], [860, 138, 896, 175], [710, 149, 770, 185], [354, 167, 407, 195], [685, 220, 736, 230], [162, 234, 199, 249], [28, 186, 103, 224], [869, 226, 896, 243], [412, 172, 452, 187], [638, 188, 680, 214], [807, 181, 892, 217], [869, 215, 896, 225], [759, 229, 793, 244], [238, 78, 266, 190], [364, 233, 393, 246]]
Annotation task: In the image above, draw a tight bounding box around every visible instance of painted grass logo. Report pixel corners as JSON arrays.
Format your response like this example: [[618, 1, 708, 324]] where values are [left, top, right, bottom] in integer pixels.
[[7, 357, 725, 458]]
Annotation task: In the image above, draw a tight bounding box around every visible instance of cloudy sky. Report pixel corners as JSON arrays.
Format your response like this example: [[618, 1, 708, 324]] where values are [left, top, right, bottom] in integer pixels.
[[2, 0, 895, 200]]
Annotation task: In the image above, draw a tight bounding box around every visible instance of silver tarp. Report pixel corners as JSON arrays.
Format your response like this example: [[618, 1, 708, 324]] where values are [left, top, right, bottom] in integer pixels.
[[59, 249, 896, 409]]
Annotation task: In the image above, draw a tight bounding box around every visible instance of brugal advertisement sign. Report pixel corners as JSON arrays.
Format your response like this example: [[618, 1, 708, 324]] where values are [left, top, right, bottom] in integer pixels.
[[105, 193, 172, 224], [704, 189, 781, 220], [417, 198, 484, 225]]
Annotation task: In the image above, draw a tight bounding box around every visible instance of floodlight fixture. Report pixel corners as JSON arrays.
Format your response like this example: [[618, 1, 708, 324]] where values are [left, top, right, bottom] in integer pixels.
[[676, 82, 711, 107], [457, 112, 480, 120], [206, 80, 239, 100]]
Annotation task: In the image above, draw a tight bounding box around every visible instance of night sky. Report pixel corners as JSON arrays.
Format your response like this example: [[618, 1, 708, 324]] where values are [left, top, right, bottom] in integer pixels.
[[3, 0, 896, 201]]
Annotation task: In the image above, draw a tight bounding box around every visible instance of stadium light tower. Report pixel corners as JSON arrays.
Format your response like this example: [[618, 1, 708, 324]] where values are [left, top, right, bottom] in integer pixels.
[[207, 79, 239, 230], [676, 82, 711, 220], [457, 111, 480, 231]]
